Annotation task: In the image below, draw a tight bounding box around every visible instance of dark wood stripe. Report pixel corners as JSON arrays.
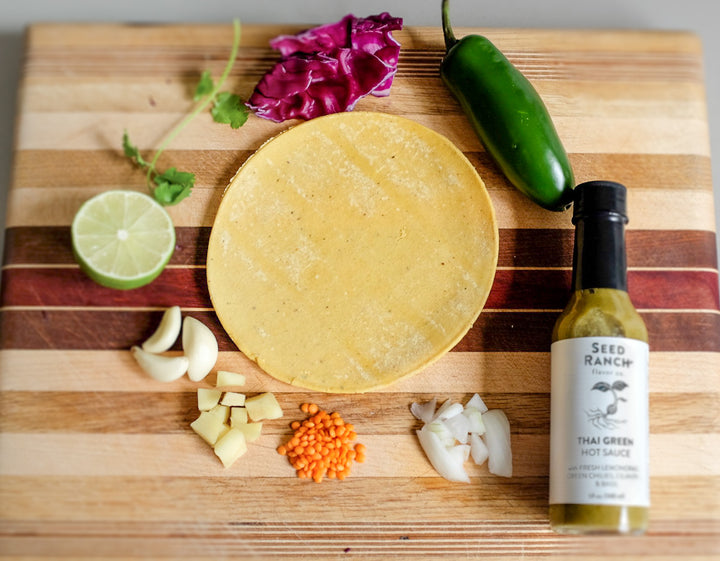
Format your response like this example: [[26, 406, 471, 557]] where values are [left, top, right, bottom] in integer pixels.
[[4, 226, 718, 270], [2, 266, 717, 312], [1, 309, 718, 352], [2, 226, 211, 267]]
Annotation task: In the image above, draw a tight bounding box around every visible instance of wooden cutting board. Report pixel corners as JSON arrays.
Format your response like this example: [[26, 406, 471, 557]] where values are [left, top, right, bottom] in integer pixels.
[[1, 22, 719, 559]]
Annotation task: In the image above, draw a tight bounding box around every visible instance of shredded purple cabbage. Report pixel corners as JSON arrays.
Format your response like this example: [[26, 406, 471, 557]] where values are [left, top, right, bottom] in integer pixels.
[[247, 13, 403, 122]]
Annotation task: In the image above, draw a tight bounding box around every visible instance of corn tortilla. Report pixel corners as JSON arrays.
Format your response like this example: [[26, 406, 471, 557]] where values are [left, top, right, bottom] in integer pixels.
[[207, 112, 498, 393]]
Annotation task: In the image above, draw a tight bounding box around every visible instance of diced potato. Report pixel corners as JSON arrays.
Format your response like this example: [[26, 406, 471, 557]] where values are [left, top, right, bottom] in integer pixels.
[[216, 370, 247, 387], [245, 392, 283, 421], [220, 392, 246, 407], [190, 411, 230, 445], [197, 388, 222, 411], [233, 421, 263, 443], [230, 407, 248, 426], [207, 404, 230, 423], [213, 428, 248, 468]]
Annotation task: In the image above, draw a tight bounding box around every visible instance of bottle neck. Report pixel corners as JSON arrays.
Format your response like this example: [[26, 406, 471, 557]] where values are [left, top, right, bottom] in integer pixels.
[[572, 214, 628, 291]]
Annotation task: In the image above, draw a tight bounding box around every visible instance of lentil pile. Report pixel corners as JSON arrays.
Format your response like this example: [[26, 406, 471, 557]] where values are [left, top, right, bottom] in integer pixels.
[[277, 403, 366, 483]]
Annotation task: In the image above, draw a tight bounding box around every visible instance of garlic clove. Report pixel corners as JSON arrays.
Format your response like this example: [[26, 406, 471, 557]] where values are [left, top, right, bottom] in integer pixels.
[[141, 306, 182, 353], [131, 345, 189, 382], [182, 316, 219, 382]]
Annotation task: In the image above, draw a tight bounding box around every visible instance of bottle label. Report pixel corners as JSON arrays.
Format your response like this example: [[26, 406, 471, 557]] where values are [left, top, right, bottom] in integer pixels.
[[549, 336, 650, 507]]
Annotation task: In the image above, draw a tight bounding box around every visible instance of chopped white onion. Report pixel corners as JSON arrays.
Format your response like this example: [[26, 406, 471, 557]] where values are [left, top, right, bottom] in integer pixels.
[[462, 406, 486, 435], [465, 393, 489, 413], [410, 394, 512, 483], [469, 433, 489, 465], [482, 409, 513, 477], [428, 420, 455, 447], [433, 399, 464, 422], [416, 426, 470, 483], [444, 411, 471, 444], [410, 398, 437, 424]]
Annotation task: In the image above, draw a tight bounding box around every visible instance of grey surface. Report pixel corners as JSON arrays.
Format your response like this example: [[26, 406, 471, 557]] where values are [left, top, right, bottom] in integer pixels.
[[1, 1, 718, 270]]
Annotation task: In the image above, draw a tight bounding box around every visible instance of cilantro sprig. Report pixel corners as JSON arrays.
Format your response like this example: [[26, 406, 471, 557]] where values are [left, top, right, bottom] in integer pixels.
[[123, 19, 248, 206]]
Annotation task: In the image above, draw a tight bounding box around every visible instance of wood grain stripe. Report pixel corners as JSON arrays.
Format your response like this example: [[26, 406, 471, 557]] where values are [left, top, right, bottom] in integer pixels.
[[1, 309, 718, 351], [1, 391, 716, 435], [10, 150, 714, 197], [4, 227, 717, 270], [0, 518, 718, 558], [6, 186, 717, 231], [1, 433, 717, 478], [2, 350, 717, 394], [1, 476, 716, 522], [13, 111, 712, 156], [18, 78, 710, 121], [2, 267, 718, 311]]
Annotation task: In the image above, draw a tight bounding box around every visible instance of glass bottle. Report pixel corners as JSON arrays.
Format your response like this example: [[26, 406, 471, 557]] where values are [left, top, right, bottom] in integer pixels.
[[549, 180, 650, 534]]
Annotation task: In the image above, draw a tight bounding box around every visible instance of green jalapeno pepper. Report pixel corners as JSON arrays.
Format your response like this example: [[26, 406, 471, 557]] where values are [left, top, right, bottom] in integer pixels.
[[440, 0, 574, 211]]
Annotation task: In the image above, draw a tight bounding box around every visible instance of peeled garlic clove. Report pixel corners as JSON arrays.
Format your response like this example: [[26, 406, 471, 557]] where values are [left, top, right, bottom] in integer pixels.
[[131, 345, 188, 382], [142, 306, 182, 353], [182, 316, 218, 382]]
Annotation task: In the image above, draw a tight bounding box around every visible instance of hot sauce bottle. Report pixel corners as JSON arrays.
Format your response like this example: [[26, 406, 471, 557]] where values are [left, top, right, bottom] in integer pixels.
[[549, 181, 650, 534]]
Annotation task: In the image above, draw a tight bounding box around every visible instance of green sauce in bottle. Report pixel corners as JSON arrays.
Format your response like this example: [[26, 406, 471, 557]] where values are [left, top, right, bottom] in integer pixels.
[[549, 181, 650, 534]]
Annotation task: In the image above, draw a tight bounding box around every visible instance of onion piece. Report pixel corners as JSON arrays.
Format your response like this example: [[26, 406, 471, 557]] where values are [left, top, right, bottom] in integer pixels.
[[428, 420, 455, 448], [469, 433, 489, 465], [443, 411, 470, 444], [482, 409, 513, 477], [411, 394, 512, 482], [416, 426, 470, 483], [462, 406, 486, 435], [432, 399, 463, 422], [466, 393, 489, 413], [410, 398, 437, 424]]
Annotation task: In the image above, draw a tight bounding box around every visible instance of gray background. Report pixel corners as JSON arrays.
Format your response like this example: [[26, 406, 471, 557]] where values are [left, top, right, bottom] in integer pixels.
[[1, 1, 718, 269]]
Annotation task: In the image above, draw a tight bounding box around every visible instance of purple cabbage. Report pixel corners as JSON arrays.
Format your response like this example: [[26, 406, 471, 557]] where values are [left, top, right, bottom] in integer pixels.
[[247, 13, 403, 122]]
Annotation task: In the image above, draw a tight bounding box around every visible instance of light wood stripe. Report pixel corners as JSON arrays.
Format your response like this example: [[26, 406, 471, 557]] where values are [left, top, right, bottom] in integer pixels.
[[13, 111, 712, 156], [1, 477, 716, 522], [2, 350, 718, 394], [17, 79, 710, 121], [5, 186, 717, 231], [0, 433, 717, 478], [23, 24, 704, 54]]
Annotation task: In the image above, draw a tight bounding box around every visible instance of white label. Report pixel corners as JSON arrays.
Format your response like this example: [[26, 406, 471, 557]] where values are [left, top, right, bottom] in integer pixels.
[[549, 336, 650, 507]]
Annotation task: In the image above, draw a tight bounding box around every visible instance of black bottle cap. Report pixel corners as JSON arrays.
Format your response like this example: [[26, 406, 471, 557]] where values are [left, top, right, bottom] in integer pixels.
[[572, 180, 628, 224]]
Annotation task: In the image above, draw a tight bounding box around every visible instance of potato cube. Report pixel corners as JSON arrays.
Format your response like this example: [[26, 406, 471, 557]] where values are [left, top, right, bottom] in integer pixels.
[[207, 404, 230, 423], [197, 388, 222, 411], [245, 392, 283, 421], [233, 421, 263, 443], [220, 392, 246, 407], [216, 370, 247, 387], [230, 407, 248, 426], [190, 411, 230, 446], [213, 428, 248, 468]]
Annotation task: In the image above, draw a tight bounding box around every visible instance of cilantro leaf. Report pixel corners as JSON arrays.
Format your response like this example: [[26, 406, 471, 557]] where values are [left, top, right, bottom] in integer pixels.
[[122, 131, 147, 167], [211, 92, 249, 129], [122, 19, 245, 207], [194, 70, 215, 101], [152, 167, 195, 205]]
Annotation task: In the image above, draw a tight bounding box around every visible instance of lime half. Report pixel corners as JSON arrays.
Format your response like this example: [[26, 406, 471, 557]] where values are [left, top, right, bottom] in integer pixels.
[[71, 190, 176, 290]]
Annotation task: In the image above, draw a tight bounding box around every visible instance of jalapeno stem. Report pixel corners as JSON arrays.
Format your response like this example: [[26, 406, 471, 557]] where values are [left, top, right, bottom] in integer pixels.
[[441, 0, 459, 51]]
